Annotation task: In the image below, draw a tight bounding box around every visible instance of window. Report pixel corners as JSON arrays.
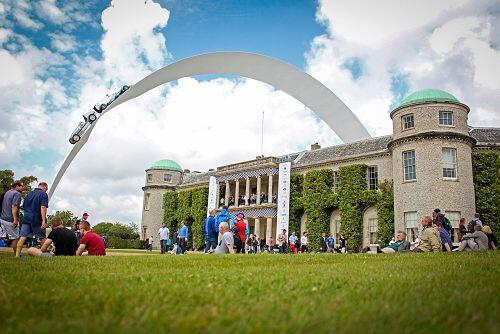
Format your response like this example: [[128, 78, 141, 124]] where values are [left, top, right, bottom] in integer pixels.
[[144, 193, 150, 210], [402, 114, 414, 130], [164, 173, 172, 182], [368, 166, 378, 190], [147, 174, 152, 182], [332, 171, 339, 193], [404, 211, 419, 242], [439, 111, 454, 126], [442, 148, 457, 179], [368, 218, 378, 244], [403, 150, 416, 181], [445, 211, 461, 243]]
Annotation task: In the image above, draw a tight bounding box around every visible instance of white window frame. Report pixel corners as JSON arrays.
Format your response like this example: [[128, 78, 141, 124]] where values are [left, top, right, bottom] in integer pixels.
[[404, 211, 418, 242], [164, 173, 172, 182], [403, 150, 416, 181], [439, 111, 454, 126], [402, 114, 415, 130], [332, 171, 339, 193], [367, 165, 378, 190], [442, 148, 458, 180]]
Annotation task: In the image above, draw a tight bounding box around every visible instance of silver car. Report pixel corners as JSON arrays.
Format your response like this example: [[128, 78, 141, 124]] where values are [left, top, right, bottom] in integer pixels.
[[69, 121, 91, 144], [93, 85, 130, 113]]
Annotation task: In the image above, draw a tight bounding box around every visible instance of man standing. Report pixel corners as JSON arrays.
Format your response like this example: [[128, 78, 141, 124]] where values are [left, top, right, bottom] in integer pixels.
[[76, 221, 106, 256], [234, 213, 247, 253], [0, 180, 23, 255], [16, 182, 49, 257], [289, 231, 298, 254], [178, 221, 189, 254], [158, 223, 170, 254], [415, 216, 441, 252], [326, 233, 335, 253], [148, 236, 154, 251], [204, 210, 217, 253], [27, 217, 78, 257], [300, 232, 308, 253]]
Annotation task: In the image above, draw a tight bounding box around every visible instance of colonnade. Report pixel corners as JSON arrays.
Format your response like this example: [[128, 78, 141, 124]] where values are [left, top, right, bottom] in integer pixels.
[[220, 173, 276, 207]]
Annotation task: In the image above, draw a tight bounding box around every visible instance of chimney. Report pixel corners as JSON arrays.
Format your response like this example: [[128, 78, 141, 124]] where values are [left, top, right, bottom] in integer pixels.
[[310, 143, 321, 150]]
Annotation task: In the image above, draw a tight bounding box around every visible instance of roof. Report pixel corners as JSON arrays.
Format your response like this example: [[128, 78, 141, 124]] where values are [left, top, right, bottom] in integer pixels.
[[469, 127, 500, 144], [293, 135, 393, 168], [180, 171, 214, 187], [148, 159, 183, 172], [399, 89, 460, 108]]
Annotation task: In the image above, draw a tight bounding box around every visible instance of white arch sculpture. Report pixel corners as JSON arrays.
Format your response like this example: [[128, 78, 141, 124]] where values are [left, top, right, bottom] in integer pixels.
[[49, 52, 370, 200]]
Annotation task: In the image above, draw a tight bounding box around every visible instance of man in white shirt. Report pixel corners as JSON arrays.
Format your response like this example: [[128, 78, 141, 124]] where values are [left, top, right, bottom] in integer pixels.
[[300, 232, 308, 253], [158, 223, 170, 254]]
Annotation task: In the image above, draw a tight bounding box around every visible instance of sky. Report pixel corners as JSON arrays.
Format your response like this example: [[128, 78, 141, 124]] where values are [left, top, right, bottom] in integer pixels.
[[0, 0, 499, 225]]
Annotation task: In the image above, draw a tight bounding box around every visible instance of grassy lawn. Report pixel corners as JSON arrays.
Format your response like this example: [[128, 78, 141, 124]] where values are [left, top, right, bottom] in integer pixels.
[[0, 251, 498, 334], [105, 248, 161, 254]]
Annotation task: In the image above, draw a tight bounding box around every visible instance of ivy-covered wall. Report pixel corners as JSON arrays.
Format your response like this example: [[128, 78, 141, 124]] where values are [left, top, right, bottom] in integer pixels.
[[291, 164, 392, 253], [472, 151, 500, 240], [163, 187, 208, 250]]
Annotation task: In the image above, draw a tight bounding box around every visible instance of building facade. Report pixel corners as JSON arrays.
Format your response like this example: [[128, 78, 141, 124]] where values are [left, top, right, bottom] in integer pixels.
[[141, 89, 500, 249]]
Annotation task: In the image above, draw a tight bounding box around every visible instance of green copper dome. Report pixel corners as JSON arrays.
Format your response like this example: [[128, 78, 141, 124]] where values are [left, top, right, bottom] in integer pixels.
[[148, 159, 183, 172], [399, 89, 460, 108]]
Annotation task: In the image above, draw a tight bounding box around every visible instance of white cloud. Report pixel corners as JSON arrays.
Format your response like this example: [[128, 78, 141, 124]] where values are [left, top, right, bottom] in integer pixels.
[[307, 0, 500, 135], [35, 0, 65, 25], [48, 32, 77, 52]]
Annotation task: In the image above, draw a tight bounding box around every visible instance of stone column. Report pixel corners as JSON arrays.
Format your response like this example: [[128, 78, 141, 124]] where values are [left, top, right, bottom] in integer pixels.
[[245, 177, 250, 205], [216, 182, 220, 208], [254, 218, 260, 238], [234, 179, 240, 207], [256, 175, 262, 205], [266, 217, 272, 243], [268, 174, 273, 203], [224, 180, 230, 206]]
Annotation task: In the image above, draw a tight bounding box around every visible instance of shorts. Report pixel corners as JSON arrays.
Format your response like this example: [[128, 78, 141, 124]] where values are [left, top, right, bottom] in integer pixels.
[[0, 218, 20, 240], [20, 223, 46, 239], [40, 252, 54, 257]]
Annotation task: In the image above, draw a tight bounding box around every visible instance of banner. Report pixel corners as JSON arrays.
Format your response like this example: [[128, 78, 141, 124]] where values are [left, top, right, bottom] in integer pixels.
[[276, 162, 291, 240], [207, 176, 217, 216]]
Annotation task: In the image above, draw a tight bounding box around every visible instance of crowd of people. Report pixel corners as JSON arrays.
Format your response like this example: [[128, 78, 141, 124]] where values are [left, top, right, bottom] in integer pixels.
[[1, 179, 497, 257], [0, 180, 106, 257], [226, 192, 278, 207]]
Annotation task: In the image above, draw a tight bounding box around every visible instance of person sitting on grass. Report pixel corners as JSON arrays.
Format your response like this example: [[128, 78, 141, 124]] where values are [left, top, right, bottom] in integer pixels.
[[454, 224, 489, 251], [414, 216, 441, 252], [208, 221, 234, 254], [27, 217, 78, 257], [76, 220, 106, 256], [435, 222, 453, 252], [482, 226, 497, 250], [381, 231, 410, 253]]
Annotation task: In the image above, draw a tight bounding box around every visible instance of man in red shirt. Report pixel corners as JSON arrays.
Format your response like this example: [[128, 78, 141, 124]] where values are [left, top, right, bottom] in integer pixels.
[[76, 220, 106, 256], [234, 213, 247, 253]]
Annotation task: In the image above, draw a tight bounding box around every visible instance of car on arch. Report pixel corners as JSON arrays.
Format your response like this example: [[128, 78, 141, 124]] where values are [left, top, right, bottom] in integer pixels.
[[93, 85, 130, 113], [69, 121, 91, 144]]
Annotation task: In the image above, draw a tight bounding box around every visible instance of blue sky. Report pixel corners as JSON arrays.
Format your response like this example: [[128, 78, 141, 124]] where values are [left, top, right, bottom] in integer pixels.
[[1, 0, 499, 223]]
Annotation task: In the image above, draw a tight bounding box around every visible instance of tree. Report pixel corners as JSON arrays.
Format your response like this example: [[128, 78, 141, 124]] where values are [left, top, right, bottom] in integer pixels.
[[0, 169, 37, 197], [93, 222, 114, 236], [47, 210, 78, 228]]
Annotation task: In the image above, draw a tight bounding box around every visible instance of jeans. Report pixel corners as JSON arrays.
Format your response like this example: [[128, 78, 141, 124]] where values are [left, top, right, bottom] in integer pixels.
[[204, 237, 217, 253], [160, 239, 167, 254], [178, 237, 187, 254]]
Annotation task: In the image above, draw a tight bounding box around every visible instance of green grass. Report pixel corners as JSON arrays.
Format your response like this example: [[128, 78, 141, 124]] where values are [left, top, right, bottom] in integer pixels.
[[105, 248, 161, 254], [0, 252, 499, 334]]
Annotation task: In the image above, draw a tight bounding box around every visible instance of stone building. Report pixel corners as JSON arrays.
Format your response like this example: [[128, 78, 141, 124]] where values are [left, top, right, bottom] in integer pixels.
[[141, 89, 499, 249]]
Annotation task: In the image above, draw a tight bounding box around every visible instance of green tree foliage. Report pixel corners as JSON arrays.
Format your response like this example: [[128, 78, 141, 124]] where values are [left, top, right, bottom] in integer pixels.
[[303, 169, 334, 251], [191, 187, 209, 250], [0, 169, 37, 197], [163, 192, 178, 231], [473, 151, 500, 240], [289, 174, 304, 235], [376, 181, 395, 247], [47, 210, 78, 228], [93, 222, 114, 236]]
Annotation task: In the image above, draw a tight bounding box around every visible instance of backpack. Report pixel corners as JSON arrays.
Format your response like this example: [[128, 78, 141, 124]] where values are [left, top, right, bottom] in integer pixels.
[[442, 216, 452, 233], [231, 227, 243, 249]]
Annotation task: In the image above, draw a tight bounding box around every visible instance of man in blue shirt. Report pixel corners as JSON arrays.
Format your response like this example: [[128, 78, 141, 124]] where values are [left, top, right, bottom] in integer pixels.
[[214, 206, 234, 240], [16, 182, 49, 257], [204, 210, 217, 253], [436, 222, 453, 252], [178, 221, 189, 254], [326, 234, 335, 253]]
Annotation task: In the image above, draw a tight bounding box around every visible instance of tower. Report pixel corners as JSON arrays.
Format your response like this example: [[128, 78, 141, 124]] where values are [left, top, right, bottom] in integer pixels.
[[388, 89, 476, 242], [141, 159, 183, 248]]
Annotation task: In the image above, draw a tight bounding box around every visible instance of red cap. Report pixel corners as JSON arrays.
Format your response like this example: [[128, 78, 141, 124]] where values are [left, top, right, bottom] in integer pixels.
[[83, 212, 89, 217]]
